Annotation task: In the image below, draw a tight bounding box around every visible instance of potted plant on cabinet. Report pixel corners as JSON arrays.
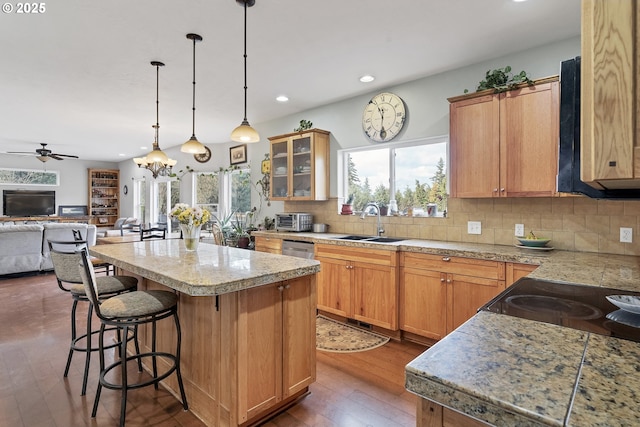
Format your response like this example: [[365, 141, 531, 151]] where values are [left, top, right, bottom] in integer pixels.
[[341, 194, 354, 215]]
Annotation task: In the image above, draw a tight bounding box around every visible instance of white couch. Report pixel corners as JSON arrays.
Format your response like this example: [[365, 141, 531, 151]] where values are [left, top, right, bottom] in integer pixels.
[[0, 222, 97, 276]]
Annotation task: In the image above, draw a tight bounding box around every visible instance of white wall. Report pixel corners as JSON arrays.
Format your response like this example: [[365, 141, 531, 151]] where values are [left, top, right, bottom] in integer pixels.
[[6, 37, 579, 221]]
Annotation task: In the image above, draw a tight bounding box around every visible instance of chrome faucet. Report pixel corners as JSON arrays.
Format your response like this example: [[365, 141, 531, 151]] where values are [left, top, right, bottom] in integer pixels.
[[360, 202, 384, 236]]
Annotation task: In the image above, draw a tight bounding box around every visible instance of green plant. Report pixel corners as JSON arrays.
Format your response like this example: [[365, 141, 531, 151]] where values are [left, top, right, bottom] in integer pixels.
[[294, 119, 313, 132], [464, 66, 534, 94], [345, 194, 354, 205]]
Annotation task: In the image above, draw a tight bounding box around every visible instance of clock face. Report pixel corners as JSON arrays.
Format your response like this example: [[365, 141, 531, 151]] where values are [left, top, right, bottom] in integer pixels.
[[193, 146, 211, 163], [362, 92, 406, 142]]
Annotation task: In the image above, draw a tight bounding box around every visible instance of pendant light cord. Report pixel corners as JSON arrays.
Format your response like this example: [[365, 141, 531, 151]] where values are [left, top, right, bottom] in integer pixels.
[[243, 0, 248, 122], [191, 36, 197, 138], [154, 62, 160, 147]]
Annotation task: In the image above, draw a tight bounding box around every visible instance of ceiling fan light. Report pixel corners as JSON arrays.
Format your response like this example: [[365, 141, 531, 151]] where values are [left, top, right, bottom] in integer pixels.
[[181, 136, 207, 154], [36, 155, 50, 163], [231, 121, 260, 143]]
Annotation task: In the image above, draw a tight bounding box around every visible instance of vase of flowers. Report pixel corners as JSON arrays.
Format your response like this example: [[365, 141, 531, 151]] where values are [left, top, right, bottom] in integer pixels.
[[170, 203, 211, 251]]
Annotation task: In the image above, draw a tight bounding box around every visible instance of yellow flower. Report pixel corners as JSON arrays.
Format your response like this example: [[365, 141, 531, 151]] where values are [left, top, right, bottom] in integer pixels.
[[170, 204, 211, 227]]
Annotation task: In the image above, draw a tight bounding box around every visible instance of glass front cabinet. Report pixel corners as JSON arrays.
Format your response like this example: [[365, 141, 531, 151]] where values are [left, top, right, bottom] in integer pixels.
[[268, 129, 330, 201]]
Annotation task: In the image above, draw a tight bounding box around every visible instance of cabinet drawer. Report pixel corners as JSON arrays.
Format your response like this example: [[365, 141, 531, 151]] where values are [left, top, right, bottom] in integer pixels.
[[254, 236, 282, 253], [401, 252, 504, 280], [315, 243, 397, 266]]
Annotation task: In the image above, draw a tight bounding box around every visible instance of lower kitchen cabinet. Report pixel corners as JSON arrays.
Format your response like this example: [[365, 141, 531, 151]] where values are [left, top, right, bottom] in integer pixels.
[[419, 399, 490, 427], [400, 253, 536, 340], [254, 236, 283, 254], [315, 243, 399, 330], [237, 275, 316, 422]]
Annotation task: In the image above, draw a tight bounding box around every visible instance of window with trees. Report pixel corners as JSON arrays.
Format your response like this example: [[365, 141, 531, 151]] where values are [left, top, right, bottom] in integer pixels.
[[340, 136, 448, 216], [193, 168, 252, 221]]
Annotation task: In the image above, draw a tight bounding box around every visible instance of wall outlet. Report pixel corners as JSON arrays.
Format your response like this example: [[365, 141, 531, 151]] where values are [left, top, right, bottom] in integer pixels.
[[620, 227, 633, 243], [468, 221, 482, 235], [515, 224, 525, 237]]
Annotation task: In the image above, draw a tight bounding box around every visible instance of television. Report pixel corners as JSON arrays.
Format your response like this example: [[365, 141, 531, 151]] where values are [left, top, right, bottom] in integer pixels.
[[2, 190, 56, 217]]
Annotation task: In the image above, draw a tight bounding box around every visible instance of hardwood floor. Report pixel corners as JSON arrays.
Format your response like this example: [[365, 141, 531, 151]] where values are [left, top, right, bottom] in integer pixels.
[[0, 272, 426, 427]]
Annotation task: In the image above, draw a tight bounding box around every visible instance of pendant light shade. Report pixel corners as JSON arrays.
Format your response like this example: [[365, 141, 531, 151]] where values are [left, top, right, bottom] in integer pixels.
[[133, 61, 176, 179], [231, 0, 260, 143], [181, 33, 207, 154]]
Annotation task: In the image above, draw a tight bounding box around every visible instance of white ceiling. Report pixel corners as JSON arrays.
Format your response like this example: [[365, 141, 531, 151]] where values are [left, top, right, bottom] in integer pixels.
[[0, 0, 581, 163]]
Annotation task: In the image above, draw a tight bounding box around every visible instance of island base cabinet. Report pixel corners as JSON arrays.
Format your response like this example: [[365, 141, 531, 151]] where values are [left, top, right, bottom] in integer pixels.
[[418, 398, 490, 427], [134, 274, 317, 427]]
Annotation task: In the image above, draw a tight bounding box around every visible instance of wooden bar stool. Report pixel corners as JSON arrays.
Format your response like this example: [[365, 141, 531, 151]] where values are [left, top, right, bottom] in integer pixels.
[[78, 247, 188, 427], [47, 240, 138, 395]]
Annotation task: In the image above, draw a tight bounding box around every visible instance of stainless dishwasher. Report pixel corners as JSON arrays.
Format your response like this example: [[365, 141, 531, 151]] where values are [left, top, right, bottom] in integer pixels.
[[281, 240, 315, 259]]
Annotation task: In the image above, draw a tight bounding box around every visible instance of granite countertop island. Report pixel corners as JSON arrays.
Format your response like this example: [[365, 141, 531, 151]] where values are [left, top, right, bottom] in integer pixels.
[[253, 230, 640, 426], [90, 238, 320, 295], [89, 239, 320, 427]]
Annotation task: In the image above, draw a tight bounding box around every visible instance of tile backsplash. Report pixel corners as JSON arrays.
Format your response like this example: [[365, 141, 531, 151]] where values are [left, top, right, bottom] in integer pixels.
[[284, 197, 640, 256]]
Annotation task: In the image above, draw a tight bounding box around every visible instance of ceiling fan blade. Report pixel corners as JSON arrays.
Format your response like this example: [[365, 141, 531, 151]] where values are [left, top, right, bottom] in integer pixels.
[[6, 151, 37, 155], [51, 153, 79, 159], [48, 154, 64, 160]]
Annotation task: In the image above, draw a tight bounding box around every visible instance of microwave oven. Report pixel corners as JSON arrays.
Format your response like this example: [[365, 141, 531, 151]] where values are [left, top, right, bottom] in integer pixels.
[[275, 213, 313, 232]]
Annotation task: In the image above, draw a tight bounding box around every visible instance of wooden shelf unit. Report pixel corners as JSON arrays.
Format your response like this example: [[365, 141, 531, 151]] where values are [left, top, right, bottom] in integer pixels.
[[88, 168, 120, 228]]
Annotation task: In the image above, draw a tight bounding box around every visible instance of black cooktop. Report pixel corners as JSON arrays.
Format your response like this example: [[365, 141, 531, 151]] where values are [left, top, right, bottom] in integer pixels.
[[481, 277, 640, 343]]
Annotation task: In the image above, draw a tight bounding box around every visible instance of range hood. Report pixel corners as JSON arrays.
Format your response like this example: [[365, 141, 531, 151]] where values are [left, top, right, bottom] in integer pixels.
[[557, 57, 639, 199]]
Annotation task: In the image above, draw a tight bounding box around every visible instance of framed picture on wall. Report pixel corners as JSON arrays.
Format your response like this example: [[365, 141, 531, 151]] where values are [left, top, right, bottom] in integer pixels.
[[230, 144, 247, 165]]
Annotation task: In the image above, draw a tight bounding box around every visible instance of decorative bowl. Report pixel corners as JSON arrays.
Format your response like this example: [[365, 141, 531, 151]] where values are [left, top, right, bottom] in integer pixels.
[[606, 295, 640, 315], [516, 237, 551, 247]]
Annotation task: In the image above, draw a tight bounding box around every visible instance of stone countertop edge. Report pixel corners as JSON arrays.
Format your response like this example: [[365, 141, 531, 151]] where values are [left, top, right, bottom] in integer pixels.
[[253, 231, 640, 291], [90, 240, 320, 297]]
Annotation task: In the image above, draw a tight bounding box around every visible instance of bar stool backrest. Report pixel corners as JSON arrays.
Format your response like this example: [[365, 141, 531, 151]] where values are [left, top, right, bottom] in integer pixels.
[[78, 247, 103, 318], [48, 240, 88, 287]]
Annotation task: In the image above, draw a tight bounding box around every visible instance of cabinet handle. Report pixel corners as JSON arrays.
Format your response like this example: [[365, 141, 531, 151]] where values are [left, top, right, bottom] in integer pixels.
[[493, 188, 498, 192], [442, 257, 451, 262], [446, 279, 452, 283], [440, 278, 445, 283], [285, 284, 290, 289], [500, 188, 505, 192], [278, 285, 284, 291]]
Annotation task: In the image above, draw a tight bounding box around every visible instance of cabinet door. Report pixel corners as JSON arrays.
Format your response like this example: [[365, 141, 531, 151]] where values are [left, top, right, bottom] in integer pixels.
[[316, 256, 351, 318], [237, 284, 282, 422], [450, 94, 500, 198], [448, 274, 505, 333], [291, 134, 313, 199], [506, 262, 537, 286], [282, 276, 316, 398], [270, 138, 290, 199], [501, 81, 559, 197], [254, 236, 282, 254], [352, 261, 398, 330], [400, 266, 447, 341]]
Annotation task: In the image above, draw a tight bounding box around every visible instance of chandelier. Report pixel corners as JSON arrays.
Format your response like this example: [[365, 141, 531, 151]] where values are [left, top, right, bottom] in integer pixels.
[[230, 0, 260, 143], [133, 61, 177, 178]]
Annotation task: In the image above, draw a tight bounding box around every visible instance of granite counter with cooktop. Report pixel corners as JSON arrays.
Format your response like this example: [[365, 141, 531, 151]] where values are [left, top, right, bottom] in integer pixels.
[[252, 230, 640, 426]]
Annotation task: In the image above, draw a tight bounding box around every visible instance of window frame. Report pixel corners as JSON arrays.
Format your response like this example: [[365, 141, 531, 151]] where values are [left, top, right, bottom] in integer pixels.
[[338, 135, 449, 215]]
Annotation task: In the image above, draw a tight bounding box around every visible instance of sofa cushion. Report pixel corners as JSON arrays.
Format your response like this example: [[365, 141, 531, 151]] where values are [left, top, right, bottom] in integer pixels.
[[0, 225, 44, 275]]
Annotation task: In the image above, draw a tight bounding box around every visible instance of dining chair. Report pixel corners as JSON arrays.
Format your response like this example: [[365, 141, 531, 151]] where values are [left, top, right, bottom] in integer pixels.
[[140, 226, 166, 241]]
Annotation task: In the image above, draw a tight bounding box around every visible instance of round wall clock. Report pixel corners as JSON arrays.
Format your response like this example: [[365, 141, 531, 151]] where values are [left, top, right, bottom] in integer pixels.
[[193, 146, 211, 163], [362, 92, 406, 142]]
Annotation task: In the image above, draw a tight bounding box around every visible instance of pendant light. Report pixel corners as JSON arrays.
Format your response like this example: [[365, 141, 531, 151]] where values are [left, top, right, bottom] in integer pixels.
[[181, 33, 207, 154], [133, 61, 177, 178], [230, 0, 260, 143]]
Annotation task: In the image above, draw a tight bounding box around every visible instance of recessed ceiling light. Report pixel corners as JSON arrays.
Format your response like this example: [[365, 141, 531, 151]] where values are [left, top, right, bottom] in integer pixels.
[[118, 153, 126, 157], [140, 146, 148, 150], [276, 95, 289, 102], [512, 0, 527, 2], [360, 75, 375, 83]]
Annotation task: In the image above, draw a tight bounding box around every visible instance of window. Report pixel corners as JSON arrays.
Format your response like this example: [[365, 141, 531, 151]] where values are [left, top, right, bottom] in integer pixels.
[[153, 179, 180, 232], [133, 178, 146, 222], [192, 168, 252, 221], [339, 136, 448, 216], [0, 168, 59, 186]]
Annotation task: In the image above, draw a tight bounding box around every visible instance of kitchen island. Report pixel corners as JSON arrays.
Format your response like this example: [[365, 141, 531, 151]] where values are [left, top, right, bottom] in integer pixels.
[[90, 239, 320, 427]]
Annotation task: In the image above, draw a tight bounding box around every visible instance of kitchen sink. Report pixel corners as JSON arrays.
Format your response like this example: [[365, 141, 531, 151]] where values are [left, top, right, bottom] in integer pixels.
[[334, 235, 405, 243], [365, 237, 404, 243]]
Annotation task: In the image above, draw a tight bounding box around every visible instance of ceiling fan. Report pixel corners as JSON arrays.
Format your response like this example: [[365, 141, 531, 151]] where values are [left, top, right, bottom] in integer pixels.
[[8, 143, 79, 163]]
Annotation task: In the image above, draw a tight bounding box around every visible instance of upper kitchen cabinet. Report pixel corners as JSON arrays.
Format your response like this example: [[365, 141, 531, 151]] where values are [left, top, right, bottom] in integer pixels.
[[449, 77, 559, 198], [268, 129, 330, 201], [581, 0, 640, 189]]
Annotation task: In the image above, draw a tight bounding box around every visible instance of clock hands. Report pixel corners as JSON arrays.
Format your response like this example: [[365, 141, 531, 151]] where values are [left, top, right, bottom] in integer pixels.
[[378, 106, 387, 140]]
